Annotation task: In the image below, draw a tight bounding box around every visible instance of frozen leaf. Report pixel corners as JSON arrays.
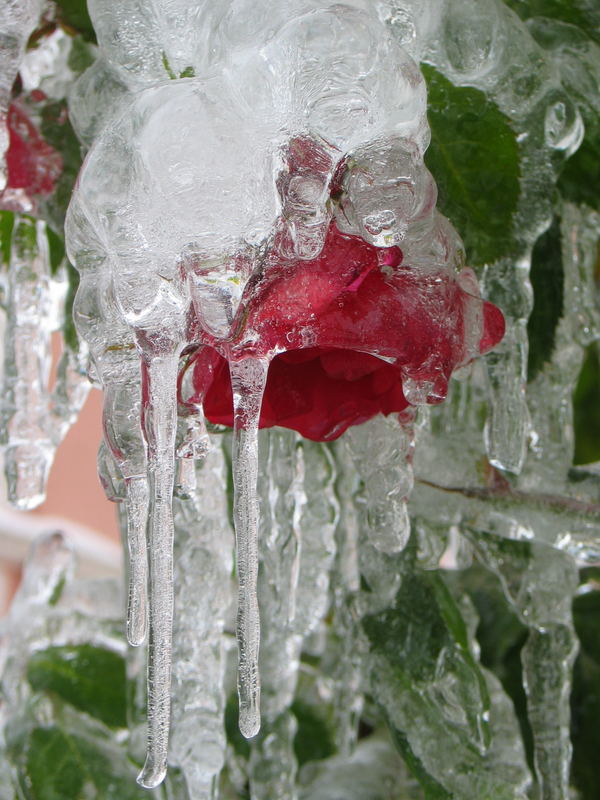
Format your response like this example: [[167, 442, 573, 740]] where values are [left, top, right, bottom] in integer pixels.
[[0, 209, 14, 266], [422, 64, 521, 267], [54, 0, 97, 43], [527, 216, 564, 380], [502, 0, 600, 46], [558, 126, 600, 211], [573, 345, 600, 465], [38, 100, 83, 229], [362, 565, 512, 798], [571, 587, 600, 799], [291, 700, 336, 767], [26, 645, 127, 729], [14, 726, 150, 800]]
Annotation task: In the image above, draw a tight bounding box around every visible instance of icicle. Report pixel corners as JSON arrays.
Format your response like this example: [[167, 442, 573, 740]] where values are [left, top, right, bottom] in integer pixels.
[[249, 712, 298, 800], [124, 476, 149, 647], [482, 256, 530, 475], [137, 351, 180, 789], [329, 442, 364, 755], [101, 370, 149, 648], [175, 412, 209, 499], [295, 439, 337, 638], [230, 357, 269, 740], [345, 413, 414, 555], [0, 217, 53, 509], [49, 341, 91, 446], [250, 429, 303, 800], [170, 443, 233, 799]]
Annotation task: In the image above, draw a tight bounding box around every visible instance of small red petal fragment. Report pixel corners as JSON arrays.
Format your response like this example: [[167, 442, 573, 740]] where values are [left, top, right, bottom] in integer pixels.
[[480, 300, 506, 354]]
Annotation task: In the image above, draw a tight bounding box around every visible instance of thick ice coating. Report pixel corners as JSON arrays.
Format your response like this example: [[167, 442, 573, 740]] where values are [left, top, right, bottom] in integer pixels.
[[66, 0, 505, 788]]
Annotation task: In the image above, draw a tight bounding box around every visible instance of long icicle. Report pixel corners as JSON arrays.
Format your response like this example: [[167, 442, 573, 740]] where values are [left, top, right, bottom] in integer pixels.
[[137, 351, 180, 789], [230, 356, 269, 740], [124, 476, 149, 647]]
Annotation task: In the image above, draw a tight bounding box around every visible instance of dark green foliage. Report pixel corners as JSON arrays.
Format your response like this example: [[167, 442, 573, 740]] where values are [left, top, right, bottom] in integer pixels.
[[27, 645, 127, 729], [422, 64, 521, 267], [291, 700, 336, 766], [54, 0, 96, 43], [573, 345, 600, 465], [527, 216, 564, 380]]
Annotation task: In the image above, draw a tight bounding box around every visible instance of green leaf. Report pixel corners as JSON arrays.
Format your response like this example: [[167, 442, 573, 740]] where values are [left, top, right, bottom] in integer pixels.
[[558, 125, 600, 211], [38, 100, 84, 231], [46, 227, 65, 276], [0, 210, 14, 267], [573, 345, 600, 465], [26, 645, 127, 729], [161, 51, 177, 80], [422, 64, 521, 267], [54, 0, 96, 43], [362, 567, 504, 797], [387, 726, 452, 800], [527, 216, 564, 380], [571, 589, 600, 799], [291, 700, 336, 766], [17, 725, 151, 800], [461, 565, 534, 771], [23, 727, 84, 800], [502, 0, 600, 46], [67, 35, 96, 75]]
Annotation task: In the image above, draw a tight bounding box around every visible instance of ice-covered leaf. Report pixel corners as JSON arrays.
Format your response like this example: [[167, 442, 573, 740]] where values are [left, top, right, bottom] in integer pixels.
[[46, 226, 65, 275], [38, 100, 83, 230], [460, 565, 533, 769], [558, 126, 600, 211], [502, 0, 600, 46], [0, 210, 14, 267], [54, 0, 97, 43], [362, 567, 513, 798], [527, 216, 564, 380], [573, 345, 600, 465], [14, 726, 150, 800], [571, 587, 600, 799], [67, 35, 96, 75], [291, 700, 336, 767], [26, 645, 127, 728], [422, 65, 521, 267]]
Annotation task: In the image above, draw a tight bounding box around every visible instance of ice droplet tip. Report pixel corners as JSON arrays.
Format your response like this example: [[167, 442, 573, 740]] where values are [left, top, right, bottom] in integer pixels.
[[239, 709, 261, 739], [137, 760, 167, 790]]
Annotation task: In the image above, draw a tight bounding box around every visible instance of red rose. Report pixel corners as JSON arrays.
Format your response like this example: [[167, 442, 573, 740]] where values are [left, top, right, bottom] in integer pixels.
[[1, 101, 62, 205], [182, 221, 505, 442]]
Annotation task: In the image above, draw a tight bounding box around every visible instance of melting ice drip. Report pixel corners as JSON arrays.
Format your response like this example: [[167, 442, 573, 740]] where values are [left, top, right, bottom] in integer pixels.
[[62, 1, 506, 789]]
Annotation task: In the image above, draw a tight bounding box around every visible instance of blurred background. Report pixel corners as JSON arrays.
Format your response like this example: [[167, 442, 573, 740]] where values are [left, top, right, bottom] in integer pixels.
[[0, 387, 120, 612]]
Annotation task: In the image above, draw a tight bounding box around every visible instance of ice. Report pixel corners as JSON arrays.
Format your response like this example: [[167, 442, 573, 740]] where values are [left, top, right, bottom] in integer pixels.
[[230, 358, 269, 739], [51, 0, 600, 795], [0, 217, 55, 508], [170, 444, 233, 799], [137, 352, 181, 789], [249, 431, 337, 799], [124, 476, 149, 647], [346, 414, 414, 554]]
